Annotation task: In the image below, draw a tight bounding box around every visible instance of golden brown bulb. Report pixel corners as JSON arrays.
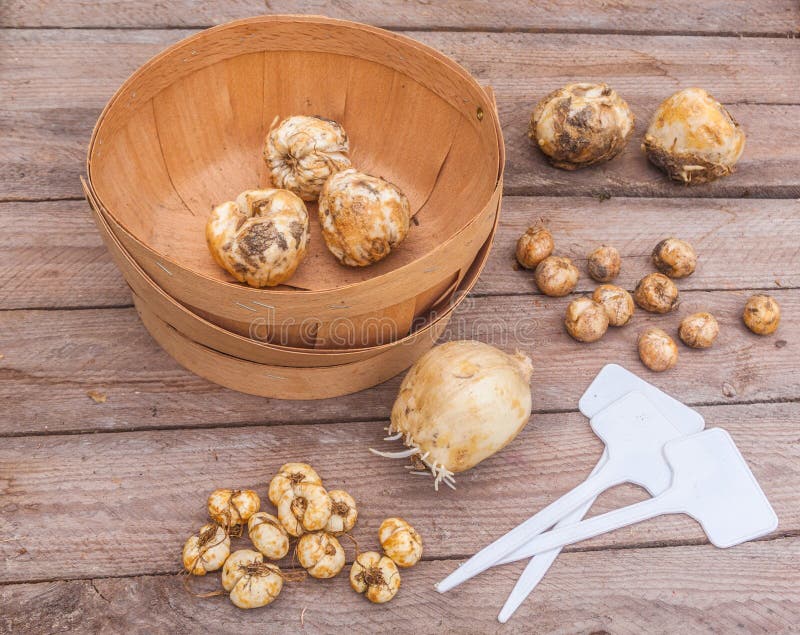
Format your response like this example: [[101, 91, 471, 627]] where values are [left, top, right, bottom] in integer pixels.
[[743, 295, 780, 335], [319, 169, 411, 267], [529, 83, 634, 170], [592, 284, 634, 327], [679, 312, 720, 348], [564, 296, 609, 343], [643, 88, 745, 184], [516, 226, 554, 269], [638, 327, 679, 372], [634, 273, 680, 314], [206, 189, 308, 287], [652, 238, 697, 279], [534, 256, 579, 297]]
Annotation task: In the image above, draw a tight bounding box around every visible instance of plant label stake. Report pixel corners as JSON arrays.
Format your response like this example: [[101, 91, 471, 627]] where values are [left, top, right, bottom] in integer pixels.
[[436, 389, 701, 594], [496, 364, 704, 622], [491, 428, 778, 558]]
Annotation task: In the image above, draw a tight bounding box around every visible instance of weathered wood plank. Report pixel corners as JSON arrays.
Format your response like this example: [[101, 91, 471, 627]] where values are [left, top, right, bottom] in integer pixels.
[[0, 289, 795, 436], [2, 0, 798, 35], [2, 29, 799, 199], [2, 538, 798, 634], [0, 402, 795, 583], [3, 197, 795, 310]]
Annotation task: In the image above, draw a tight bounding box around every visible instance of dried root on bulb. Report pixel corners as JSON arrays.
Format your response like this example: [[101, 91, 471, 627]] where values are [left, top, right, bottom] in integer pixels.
[[277, 482, 332, 537], [296, 532, 346, 579], [350, 551, 401, 603], [182, 523, 231, 576], [222, 549, 264, 592], [207, 488, 261, 531], [228, 561, 285, 610], [268, 463, 322, 507], [324, 490, 358, 536], [372, 341, 533, 490], [379, 517, 423, 568]]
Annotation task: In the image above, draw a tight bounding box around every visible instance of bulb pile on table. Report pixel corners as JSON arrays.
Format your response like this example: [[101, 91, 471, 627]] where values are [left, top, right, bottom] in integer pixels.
[[181, 464, 423, 609], [514, 224, 780, 372]]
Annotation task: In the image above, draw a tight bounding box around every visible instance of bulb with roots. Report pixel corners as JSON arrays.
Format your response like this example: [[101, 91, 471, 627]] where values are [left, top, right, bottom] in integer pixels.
[[370, 341, 533, 490]]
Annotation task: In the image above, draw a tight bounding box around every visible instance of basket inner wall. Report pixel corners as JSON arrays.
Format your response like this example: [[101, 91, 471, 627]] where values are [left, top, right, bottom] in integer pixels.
[[91, 47, 498, 292]]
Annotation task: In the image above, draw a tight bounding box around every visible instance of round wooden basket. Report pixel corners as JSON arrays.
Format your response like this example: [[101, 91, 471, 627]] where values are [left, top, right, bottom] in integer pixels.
[[85, 15, 503, 350], [83, 176, 499, 369]]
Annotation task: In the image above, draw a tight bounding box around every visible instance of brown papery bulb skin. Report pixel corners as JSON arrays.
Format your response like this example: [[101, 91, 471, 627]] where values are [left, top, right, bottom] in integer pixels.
[[634, 273, 680, 314], [229, 563, 284, 610], [642, 88, 745, 184], [534, 256, 579, 297], [652, 238, 697, 278], [587, 245, 621, 282], [265, 115, 351, 201], [318, 169, 410, 267], [516, 226, 554, 269], [529, 83, 635, 170], [743, 295, 781, 335], [379, 517, 423, 568], [592, 284, 635, 326], [205, 189, 309, 288], [564, 296, 609, 343], [638, 327, 679, 372], [679, 312, 720, 348]]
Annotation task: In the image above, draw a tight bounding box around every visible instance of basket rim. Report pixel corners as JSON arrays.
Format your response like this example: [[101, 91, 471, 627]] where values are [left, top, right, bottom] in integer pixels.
[[84, 175, 500, 359], [85, 14, 504, 298]]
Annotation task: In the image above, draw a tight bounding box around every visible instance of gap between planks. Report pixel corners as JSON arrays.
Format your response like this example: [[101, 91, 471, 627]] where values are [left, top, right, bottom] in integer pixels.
[[1, 395, 799, 439], [2, 532, 797, 588], [1, 25, 799, 39]]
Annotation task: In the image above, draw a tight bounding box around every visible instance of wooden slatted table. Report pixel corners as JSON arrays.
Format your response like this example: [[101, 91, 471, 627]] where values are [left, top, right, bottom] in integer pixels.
[[1, 2, 798, 632]]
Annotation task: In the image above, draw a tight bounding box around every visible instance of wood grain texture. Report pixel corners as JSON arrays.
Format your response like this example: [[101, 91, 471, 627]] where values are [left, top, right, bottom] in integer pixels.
[[0, 289, 796, 436], [2, 1, 798, 35], [3, 29, 800, 200], [0, 402, 795, 583], [3, 196, 796, 310], [2, 538, 798, 634]]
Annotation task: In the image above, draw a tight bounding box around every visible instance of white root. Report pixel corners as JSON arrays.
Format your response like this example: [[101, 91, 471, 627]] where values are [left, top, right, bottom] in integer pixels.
[[372, 430, 456, 490], [368, 446, 421, 459]]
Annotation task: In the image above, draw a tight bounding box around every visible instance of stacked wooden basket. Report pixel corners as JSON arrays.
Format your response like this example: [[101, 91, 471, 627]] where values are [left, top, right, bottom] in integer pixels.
[[83, 16, 504, 399]]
